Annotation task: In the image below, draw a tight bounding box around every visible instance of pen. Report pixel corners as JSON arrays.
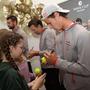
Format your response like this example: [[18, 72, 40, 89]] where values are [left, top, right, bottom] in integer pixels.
[[51, 50, 55, 53]]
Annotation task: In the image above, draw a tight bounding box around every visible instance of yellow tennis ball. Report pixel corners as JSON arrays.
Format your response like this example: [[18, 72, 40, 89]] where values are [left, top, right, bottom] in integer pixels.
[[41, 57, 47, 64], [34, 67, 41, 76]]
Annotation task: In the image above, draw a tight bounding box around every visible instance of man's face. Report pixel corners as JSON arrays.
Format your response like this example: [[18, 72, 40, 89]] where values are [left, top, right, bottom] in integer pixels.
[[29, 25, 42, 35], [7, 19, 16, 29], [44, 12, 63, 32]]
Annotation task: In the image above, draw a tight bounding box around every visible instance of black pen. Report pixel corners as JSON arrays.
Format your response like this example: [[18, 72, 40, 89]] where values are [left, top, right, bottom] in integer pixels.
[[51, 50, 55, 53]]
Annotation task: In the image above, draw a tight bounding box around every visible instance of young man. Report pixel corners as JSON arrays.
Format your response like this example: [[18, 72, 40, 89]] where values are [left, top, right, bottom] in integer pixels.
[[28, 19, 61, 90], [42, 4, 90, 90], [6, 15, 28, 56]]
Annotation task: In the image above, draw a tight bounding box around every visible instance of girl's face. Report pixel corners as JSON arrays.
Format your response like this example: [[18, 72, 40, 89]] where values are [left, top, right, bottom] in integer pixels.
[[10, 39, 24, 59]]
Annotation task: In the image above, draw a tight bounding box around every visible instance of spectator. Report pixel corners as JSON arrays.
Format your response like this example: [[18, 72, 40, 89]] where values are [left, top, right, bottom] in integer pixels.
[[28, 19, 61, 90], [0, 29, 46, 90]]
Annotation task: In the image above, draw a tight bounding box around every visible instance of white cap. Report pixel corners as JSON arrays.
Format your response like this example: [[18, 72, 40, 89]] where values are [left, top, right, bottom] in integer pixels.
[[42, 4, 70, 19]]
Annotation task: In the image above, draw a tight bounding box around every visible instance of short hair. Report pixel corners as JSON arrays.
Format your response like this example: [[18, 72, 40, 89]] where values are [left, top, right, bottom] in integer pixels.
[[28, 18, 43, 27], [75, 18, 82, 24], [7, 15, 18, 23]]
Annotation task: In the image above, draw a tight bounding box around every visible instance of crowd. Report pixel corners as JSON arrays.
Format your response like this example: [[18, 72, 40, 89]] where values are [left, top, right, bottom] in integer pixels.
[[0, 3, 90, 90]]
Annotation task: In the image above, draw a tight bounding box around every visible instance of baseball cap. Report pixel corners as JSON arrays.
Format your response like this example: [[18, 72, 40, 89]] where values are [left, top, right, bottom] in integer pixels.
[[42, 4, 70, 19]]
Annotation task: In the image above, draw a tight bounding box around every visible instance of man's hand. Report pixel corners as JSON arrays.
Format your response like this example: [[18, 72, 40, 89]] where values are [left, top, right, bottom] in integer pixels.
[[28, 48, 39, 59], [44, 51, 57, 65]]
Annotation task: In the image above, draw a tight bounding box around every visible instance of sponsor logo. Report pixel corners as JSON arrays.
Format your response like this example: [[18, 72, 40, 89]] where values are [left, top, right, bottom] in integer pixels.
[[73, 0, 89, 12]]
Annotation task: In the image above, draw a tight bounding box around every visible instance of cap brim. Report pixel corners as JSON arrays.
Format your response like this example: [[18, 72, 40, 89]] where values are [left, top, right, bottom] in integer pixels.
[[58, 9, 70, 13], [42, 9, 70, 20]]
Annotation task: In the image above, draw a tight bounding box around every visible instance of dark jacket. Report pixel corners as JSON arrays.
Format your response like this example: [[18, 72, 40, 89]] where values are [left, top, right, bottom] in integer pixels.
[[0, 62, 29, 90]]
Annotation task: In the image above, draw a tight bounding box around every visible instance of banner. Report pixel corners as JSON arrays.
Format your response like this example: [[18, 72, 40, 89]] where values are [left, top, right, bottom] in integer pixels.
[[59, 0, 90, 29]]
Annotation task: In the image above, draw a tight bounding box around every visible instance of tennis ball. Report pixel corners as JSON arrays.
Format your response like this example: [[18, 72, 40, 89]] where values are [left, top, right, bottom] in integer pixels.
[[34, 67, 41, 76], [41, 57, 47, 64]]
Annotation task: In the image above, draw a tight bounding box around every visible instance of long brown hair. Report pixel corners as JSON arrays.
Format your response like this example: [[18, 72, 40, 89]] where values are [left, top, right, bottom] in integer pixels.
[[0, 29, 23, 70], [0, 29, 11, 61]]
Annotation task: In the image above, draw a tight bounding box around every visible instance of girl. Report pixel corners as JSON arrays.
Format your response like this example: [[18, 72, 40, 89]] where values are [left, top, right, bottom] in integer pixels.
[[0, 29, 46, 90]]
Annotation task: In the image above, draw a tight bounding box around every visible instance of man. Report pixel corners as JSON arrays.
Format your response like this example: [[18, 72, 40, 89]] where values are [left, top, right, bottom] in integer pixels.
[[75, 18, 82, 25], [42, 4, 90, 90], [28, 19, 61, 90], [6, 15, 28, 56]]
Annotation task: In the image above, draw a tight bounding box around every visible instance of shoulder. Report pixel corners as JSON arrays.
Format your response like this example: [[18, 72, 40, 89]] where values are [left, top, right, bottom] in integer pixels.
[[73, 25, 90, 45], [0, 63, 28, 90], [16, 27, 27, 37], [45, 28, 56, 36], [5, 68, 24, 86], [5, 68, 20, 80], [71, 24, 89, 38], [76, 24, 90, 37], [3, 68, 29, 90]]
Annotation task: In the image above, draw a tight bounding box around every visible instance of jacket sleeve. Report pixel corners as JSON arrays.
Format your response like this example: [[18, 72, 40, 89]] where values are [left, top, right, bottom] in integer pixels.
[[55, 30, 90, 77], [45, 29, 56, 51]]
